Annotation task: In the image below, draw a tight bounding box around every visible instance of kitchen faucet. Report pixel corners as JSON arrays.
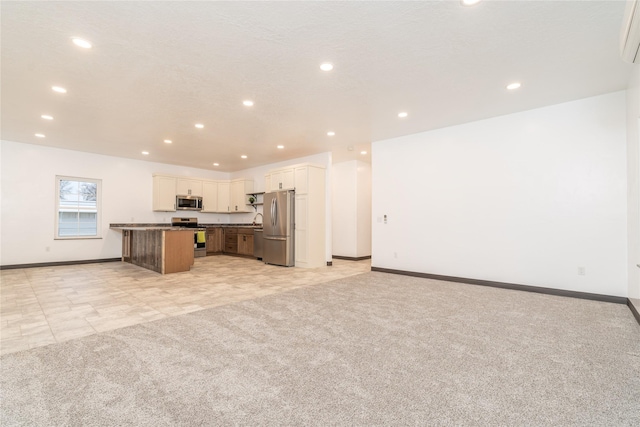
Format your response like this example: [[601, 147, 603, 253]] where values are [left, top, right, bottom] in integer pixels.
[[253, 212, 263, 226]]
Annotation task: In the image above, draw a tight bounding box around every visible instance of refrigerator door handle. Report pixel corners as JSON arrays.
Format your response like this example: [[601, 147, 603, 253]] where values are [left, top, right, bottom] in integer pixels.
[[270, 198, 275, 227], [273, 198, 278, 227]]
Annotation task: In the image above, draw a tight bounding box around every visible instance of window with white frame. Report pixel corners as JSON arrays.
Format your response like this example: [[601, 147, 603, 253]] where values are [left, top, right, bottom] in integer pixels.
[[55, 176, 101, 239]]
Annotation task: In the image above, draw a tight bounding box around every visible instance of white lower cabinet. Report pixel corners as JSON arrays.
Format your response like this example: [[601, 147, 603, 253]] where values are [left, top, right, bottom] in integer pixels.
[[294, 194, 309, 265], [153, 175, 176, 211]]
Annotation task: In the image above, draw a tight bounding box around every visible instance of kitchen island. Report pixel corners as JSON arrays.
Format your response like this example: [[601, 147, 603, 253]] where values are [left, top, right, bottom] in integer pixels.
[[111, 227, 194, 274]]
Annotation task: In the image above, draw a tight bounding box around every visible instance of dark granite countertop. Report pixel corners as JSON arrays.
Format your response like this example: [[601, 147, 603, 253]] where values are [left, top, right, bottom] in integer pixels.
[[200, 223, 264, 229], [110, 223, 263, 230], [109, 226, 202, 231]]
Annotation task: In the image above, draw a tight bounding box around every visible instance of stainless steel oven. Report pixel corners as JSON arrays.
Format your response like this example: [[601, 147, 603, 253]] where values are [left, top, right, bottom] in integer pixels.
[[194, 230, 206, 257], [171, 217, 206, 257]]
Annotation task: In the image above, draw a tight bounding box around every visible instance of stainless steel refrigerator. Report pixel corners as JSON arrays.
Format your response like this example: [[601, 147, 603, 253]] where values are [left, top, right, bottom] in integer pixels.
[[263, 190, 295, 266]]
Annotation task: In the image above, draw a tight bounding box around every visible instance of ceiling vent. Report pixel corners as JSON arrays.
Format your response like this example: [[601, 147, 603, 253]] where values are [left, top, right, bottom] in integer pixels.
[[621, 0, 640, 63]]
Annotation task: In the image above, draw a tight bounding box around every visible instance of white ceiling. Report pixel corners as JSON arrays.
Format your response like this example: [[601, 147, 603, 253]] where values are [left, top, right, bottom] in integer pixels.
[[1, 1, 632, 172]]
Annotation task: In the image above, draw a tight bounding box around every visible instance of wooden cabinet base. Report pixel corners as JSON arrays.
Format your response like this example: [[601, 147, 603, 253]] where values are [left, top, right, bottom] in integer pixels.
[[203, 227, 259, 259], [206, 227, 224, 255], [238, 234, 254, 256], [163, 231, 195, 274], [125, 229, 194, 274]]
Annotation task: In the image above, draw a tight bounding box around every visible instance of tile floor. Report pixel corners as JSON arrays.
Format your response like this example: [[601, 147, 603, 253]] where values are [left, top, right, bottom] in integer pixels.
[[0, 256, 370, 355]]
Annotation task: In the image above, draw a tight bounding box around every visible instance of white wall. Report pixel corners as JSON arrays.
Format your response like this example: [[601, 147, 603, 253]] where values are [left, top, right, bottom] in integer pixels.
[[0, 140, 230, 266], [332, 160, 371, 258], [332, 161, 357, 257], [627, 69, 640, 300], [230, 151, 333, 263], [372, 91, 628, 297]]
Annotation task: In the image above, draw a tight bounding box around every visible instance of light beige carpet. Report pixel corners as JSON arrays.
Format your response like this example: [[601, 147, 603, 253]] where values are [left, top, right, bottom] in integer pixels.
[[1, 272, 639, 426]]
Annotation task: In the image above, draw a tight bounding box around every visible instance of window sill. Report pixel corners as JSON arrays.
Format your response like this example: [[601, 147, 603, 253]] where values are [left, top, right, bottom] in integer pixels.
[[54, 236, 103, 240]]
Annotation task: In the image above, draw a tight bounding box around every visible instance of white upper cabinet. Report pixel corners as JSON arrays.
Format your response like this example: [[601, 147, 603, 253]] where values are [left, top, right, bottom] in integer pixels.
[[176, 178, 203, 197], [268, 169, 294, 191], [152, 174, 252, 214], [265, 174, 271, 193], [266, 172, 277, 192], [152, 175, 177, 211], [217, 181, 230, 212], [265, 164, 315, 193], [294, 166, 309, 194], [230, 179, 254, 213], [201, 180, 218, 213], [282, 169, 294, 190]]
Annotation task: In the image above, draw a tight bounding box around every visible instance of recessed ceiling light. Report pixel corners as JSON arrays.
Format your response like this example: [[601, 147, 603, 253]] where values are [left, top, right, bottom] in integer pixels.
[[398, 112, 408, 118], [241, 155, 248, 159], [361, 151, 367, 155], [506, 82, 522, 90], [243, 100, 254, 107], [461, 0, 482, 6], [327, 131, 335, 136], [195, 123, 204, 129], [72, 37, 92, 49], [213, 163, 219, 166], [164, 139, 172, 144], [35, 133, 45, 138], [141, 151, 149, 155], [320, 63, 333, 71], [277, 145, 284, 149], [41, 115, 53, 120], [52, 86, 67, 93]]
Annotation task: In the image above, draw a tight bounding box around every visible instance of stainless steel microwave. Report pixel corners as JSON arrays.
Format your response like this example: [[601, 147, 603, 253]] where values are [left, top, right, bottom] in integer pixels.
[[176, 195, 203, 211]]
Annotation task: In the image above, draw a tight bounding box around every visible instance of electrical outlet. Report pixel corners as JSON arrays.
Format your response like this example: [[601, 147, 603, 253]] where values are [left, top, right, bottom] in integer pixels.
[[578, 266, 586, 276], [384, 215, 387, 224], [45, 246, 50, 252], [394, 252, 398, 259]]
